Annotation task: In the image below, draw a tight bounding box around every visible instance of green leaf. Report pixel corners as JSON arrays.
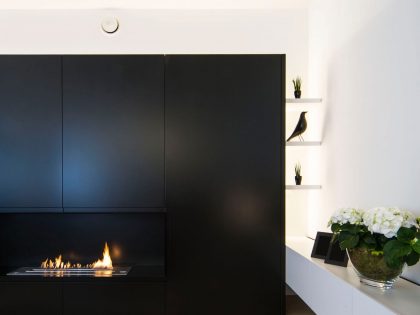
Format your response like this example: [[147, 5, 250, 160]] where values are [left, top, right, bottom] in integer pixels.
[[363, 234, 376, 245], [378, 234, 390, 247], [340, 224, 363, 234], [338, 232, 359, 249], [331, 233, 339, 244], [412, 239, 420, 254], [397, 227, 416, 243], [416, 231, 420, 239], [384, 240, 412, 259], [362, 234, 377, 250], [383, 240, 410, 268], [338, 223, 351, 231], [405, 251, 420, 266], [386, 255, 404, 269], [357, 239, 368, 249], [331, 223, 340, 233]]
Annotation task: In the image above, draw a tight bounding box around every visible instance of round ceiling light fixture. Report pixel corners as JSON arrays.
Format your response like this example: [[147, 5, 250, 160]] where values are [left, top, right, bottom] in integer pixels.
[[101, 17, 119, 34]]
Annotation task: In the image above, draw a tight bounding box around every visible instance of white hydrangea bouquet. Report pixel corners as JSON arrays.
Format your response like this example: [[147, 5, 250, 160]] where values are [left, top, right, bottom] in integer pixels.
[[328, 207, 420, 288]]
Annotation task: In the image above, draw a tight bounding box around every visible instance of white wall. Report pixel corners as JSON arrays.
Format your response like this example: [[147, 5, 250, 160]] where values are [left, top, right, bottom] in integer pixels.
[[308, 0, 420, 283], [0, 9, 307, 98], [0, 0, 310, 10]]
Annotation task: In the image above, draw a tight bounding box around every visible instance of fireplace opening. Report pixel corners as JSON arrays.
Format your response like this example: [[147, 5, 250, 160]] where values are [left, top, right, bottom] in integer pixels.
[[7, 242, 131, 277], [0, 213, 166, 280]]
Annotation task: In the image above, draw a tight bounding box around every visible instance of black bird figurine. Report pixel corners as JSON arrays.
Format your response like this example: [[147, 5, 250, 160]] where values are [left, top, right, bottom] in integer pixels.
[[287, 111, 307, 142]]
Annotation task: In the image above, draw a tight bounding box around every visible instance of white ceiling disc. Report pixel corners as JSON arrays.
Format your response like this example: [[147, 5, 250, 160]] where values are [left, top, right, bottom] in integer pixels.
[[101, 17, 119, 34]]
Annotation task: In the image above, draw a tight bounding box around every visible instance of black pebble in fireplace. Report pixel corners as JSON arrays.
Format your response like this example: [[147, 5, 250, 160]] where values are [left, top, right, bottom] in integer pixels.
[[0, 55, 285, 315]]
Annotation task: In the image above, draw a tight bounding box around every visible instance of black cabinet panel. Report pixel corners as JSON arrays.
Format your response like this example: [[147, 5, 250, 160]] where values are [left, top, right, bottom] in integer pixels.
[[63, 56, 164, 208], [0, 283, 61, 315], [165, 55, 285, 315], [63, 283, 165, 315], [0, 56, 62, 208], [0, 282, 164, 315]]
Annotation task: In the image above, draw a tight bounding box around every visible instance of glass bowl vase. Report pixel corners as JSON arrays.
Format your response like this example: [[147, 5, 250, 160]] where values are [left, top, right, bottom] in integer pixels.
[[347, 247, 405, 289]]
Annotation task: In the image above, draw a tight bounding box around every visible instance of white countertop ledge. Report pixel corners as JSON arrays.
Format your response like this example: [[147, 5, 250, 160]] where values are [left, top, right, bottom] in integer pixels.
[[286, 236, 420, 315]]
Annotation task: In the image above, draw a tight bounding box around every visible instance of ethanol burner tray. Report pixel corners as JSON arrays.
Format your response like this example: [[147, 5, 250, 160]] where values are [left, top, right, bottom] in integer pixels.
[[7, 267, 131, 277]]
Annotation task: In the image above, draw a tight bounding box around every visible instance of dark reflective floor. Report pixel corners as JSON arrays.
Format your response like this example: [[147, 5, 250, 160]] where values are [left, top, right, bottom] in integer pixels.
[[286, 295, 315, 315]]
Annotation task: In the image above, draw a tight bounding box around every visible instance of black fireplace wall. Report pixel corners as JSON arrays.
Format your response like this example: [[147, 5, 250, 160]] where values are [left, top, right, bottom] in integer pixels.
[[0, 55, 166, 269], [0, 55, 285, 315]]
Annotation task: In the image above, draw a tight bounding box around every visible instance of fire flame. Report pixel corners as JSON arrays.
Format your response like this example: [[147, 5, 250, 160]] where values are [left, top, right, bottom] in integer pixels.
[[41, 242, 113, 269], [92, 242, 113, 269]]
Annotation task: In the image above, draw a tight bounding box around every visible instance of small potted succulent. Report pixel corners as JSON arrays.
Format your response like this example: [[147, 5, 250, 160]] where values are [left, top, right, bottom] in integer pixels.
[[292, 77, 302, 99], [329, 207, 420, 289], [294, 162, 302, 185]]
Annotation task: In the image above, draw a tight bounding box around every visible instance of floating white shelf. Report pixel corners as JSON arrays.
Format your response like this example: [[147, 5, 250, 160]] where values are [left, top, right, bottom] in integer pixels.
[[286, 185, 321, 190], [286, 237, 419, 315], [286, 141, 322, 147], [286, 98, 322, 103]]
